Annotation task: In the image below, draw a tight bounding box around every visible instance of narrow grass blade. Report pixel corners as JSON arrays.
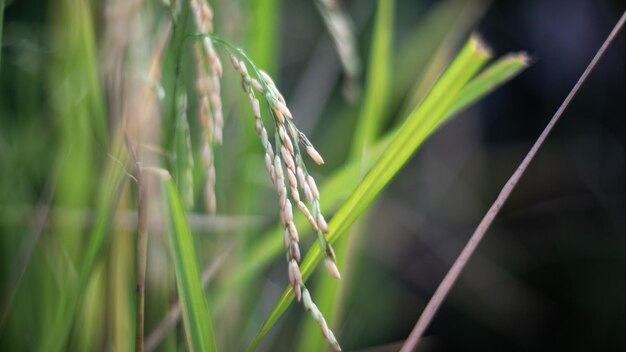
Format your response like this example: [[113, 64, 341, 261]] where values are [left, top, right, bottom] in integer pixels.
[[162, 179, 216, 352], [247, 35, 492, 350], [351, 0, 394, 156], [447, 52, 530, 118]]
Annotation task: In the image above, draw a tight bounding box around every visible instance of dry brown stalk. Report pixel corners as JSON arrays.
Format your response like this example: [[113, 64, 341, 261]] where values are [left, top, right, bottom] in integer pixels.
[[124, 134, 149, 352]]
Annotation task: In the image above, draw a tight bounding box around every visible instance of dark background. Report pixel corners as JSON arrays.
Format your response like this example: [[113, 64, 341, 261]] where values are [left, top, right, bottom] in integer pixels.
[[332, 0, 626, 350]]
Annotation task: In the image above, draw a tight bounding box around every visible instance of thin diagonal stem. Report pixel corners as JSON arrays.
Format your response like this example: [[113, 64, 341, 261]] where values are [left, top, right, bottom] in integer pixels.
[[400, 9, 626, 352]]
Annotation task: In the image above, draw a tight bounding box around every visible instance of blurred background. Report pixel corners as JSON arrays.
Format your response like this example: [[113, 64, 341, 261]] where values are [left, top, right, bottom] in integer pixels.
[[0, 0, 625, 351]]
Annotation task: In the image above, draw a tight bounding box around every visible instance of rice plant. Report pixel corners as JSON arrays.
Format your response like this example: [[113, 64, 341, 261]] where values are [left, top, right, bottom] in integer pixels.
[[2, 0, 622, 351]]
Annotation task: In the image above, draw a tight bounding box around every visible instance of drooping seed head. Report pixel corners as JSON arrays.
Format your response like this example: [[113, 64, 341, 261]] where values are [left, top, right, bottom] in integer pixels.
[[288, 260, 299, 284], [213, 99, 224, 143], [202, 143, 212, 166], [278, 124, 287, 140], [251, 78, 264, 93], [259, 70, 276, 88], [207, 164, 216, 185], [287, 169, 298, 189], [326, 245, 336, 261], [282, 134, 294, 155], [302, 288, 313, 311], [238, 60, 248, 76], [208, 52, 223, 77], [255, 118, 263, 135], [290, 241, 301, 262], [281, 200, 293, 225], [303, 183, 314, 204], [307, 214, 319, 231], [327, 330, 342, 351], [288, 260, 302, 301], [307, 176, 320, 200], [325, 258, 341, 280], [270, 167, 276, 183], [283, 228, 290, 251], [200, 96, 211, 130], [297, 201, 318, 230], [264, 154, 274, 182], [306, 146, 325, 165], [200, 3, 213, 22], [210, 74, 221, 93], [260, 128, 269, 148], [287, 123, 299, 142], [205, 186, 217, 213], [279, 127, 294, 155], [291, 186, 301, 202], [317, 213, 329, 234], [296, 166, 306, 186], [288, 222, 299, 242], [210, 90, 222, 110], [275, 100, 293, 119], [274, 156, 284, 181], [296, 200, 311, 217], [274, 90, 286, 104], [229, 55, 240, 71], [294, 283, 302, 302], [279, 186, 288, 208], [252, 98, 261, 119], [195, 77, 205, 95], [281, 147, 296, 172], [273, 108, 285, 123], [319, 317, 330, 339]]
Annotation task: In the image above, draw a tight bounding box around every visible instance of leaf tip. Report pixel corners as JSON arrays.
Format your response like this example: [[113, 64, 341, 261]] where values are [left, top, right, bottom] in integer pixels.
[[516, 51, 533, 66], [470, 33, 493, 58]]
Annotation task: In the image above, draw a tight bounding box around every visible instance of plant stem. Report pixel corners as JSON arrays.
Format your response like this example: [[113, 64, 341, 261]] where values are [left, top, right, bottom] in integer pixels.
[[125, 135, 149, 352], [399, 9, 626, 352]]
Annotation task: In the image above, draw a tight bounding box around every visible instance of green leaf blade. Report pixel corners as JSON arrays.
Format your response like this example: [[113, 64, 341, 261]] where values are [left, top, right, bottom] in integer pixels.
[[351, 0, 395, 156], [163, 179, 217, 352], [447, 52, 530, 118]]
